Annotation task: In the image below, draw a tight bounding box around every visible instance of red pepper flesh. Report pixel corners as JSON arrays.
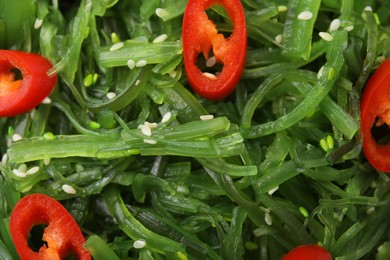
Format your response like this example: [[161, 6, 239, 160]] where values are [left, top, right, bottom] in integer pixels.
[[10, 194, 91, 260], [283, 244, 332, 260], [0, 50, 57, 117], [361, 58, 390, 172], [182, 0, 247, 100]]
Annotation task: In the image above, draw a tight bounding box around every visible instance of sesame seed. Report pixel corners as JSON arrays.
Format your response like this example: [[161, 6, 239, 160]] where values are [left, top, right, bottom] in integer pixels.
[[140, 124, 152, 136], [18, 164, 27, 172], [206, 56, 217, 67], [200, 114, 214, 121], [43, 132, 56, 140], [109, 42, 124, 52], [327, 67, 335, 80], [267, 186, 279, 195], [297, 11, 313, 21], [264, 211, 272, 225], [299, 207, 309, 218], [155, 8, 168, 18], [12, 133, 22, 142], [135, 79, 140, 86], [202, 72, 217, 80], [319, 32, 333, 41], [143, 139, 157, 145], [26, 166, 40, 175], [136, 60, 147, 67], [278, 5, 288, 12], [317, 66, 324, 79], [329, 19, 341, 31], [169, 70, 177, 78], [344, 25, 354, 32], [176, 185, 189, 194], [275, 34, 283, 43], [34, 18, 43, 29], [1, 154, 8, 165], [42, 97, 52, 104], [106, 92, 116, 99], [12, 169, 27, 178], [133, 239, 147, 249], [127, 59, 136, 69], [111, 32, 121, 44], [161, 112, 172, 123], [62, 184, 77, 194], [366, 206, 375, 214], [144, 121, 158, 129], [43, 158, 51, 165], [364, 6, 373, 12], [83, 74, 93, 87], [153, 34, 168, 43]]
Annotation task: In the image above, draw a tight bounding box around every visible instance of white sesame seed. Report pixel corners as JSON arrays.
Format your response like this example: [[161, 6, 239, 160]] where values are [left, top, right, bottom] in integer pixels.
[[297, 11, 313, 21], [169, 70, 177, 78], [275, 34, 283, 43], [1, 154, 8, 165], [12, 169, 27, 178], [265, 211, 272, 225], [109, 42, 124, 52], [136, 60, 147, 67], [26, 166, 40, 175], [366, 206, 375, 214], [127, 59, 136, 69], [135, 79, 140, 86], [43, 158, 51, 166], [267, 186, 279, 196], [206, 56, 217, 67], [176, 185, 188, 193], [144, 121, 158, 129], [34, 18, 43, 29], [344, 25, 354, 32], [278, 5, 288, 12], [161, 112, 172, 123], [143, 139, 157, 145], [200, 114, 214, 121], [153, 34, 168, 43], [317, 66, 324, 79], [329, 19, 341, 31], [364, 6, 373, 12], [140, 124, 152, 136], [62, 184, 77, 194], [319, 32, 334, 41], [18, 164, 27, 172], [133, 239, 147, 249], [155, 8, 168, 18], [42, 97, 52, 104], [106, 92, 116, 99], [202, 72, 217, 80], [12, 133, 22, 142]]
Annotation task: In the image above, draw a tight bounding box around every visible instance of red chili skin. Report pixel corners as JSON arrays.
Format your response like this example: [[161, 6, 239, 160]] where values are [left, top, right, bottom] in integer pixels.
[[0, 50, 57, 117], [182, 0, 247, 100], [283, 245, 332, 260], [10, 194, 91, 260], [361, 58, 390, 172]]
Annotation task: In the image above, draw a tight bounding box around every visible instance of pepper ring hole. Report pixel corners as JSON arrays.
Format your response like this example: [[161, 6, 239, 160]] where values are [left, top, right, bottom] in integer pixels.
[[371, 116, 390, 145], [10, 68, 23, 81], [28, 224, 48, 252]]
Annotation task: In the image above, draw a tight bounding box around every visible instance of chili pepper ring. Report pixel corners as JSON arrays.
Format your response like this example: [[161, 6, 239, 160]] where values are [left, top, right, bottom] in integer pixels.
[[182, 0, 247, 100], [9, 193, 91, 259]]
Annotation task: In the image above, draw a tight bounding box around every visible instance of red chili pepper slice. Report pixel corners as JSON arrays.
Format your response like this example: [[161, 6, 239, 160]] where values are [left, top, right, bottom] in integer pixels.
[[182, 0, 247, 100], [0, 50, 57, 117], [10, 194, 91, 260], [282, 244, 332, 260], [361, 58, 390, 172]]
